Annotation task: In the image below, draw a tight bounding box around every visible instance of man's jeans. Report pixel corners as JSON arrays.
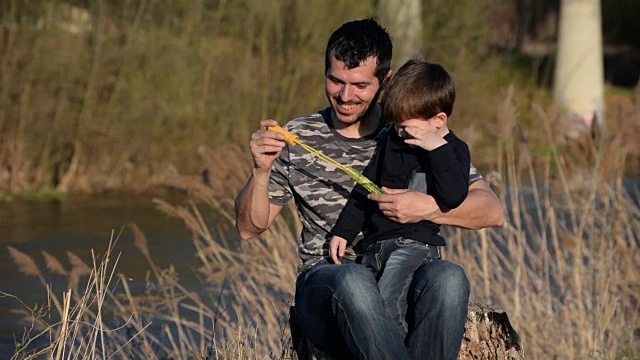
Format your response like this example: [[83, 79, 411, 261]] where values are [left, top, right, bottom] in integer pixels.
[[295, 258, 470, 360], [405, 258, 470, 360], [294, 261, 410, 359]]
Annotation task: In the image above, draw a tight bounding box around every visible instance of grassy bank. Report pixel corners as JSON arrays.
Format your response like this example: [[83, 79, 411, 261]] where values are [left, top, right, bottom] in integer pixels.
[[0, 0, 373, 195], [5, 0, 637, 197]]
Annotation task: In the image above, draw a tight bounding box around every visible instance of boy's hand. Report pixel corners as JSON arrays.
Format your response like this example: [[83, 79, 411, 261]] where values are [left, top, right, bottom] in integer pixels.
[[402, 126, 447, 151], [329, 236, 347, 264]]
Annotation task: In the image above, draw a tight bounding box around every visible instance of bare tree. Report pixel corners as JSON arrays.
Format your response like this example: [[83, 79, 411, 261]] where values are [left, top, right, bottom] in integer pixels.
[[378, 0, 423, 69], [554, 0, 605, 129]]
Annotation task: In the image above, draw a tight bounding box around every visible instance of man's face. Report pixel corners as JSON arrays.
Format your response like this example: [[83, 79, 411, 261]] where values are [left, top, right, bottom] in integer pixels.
[[325, 56, 382, 126]]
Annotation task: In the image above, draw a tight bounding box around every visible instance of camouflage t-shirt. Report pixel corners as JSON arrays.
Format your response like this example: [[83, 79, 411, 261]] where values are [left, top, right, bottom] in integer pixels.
[[269, 106, 483, 272]]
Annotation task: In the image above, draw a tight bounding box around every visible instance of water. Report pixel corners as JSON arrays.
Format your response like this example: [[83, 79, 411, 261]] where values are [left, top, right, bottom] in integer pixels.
[[0, 181, 637, 357], [0, 192, 203, 357]]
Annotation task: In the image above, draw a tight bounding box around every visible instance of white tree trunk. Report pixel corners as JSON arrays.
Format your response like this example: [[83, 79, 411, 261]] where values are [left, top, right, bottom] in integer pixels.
[[554, 0, 605, 128], [378, 0, 423, 69]]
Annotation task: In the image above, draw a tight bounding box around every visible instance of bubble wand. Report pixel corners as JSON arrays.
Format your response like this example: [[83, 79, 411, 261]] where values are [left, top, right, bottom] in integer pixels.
[[268, 125, 383, 194]]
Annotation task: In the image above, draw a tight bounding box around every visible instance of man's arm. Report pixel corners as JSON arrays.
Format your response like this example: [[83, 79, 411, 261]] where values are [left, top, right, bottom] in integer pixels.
[[235, 168, 284, 240], [235, 119, 287, 240], [428, 180, 504, 228], [368, 180, 505, 229]]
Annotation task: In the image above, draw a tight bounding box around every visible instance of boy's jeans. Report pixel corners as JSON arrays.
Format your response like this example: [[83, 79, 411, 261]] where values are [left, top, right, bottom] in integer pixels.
[[362, 237, 442, 337]]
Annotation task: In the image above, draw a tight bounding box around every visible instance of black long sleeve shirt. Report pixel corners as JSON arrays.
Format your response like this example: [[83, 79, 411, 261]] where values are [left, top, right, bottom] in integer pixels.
[[331, 129, 471, 252]]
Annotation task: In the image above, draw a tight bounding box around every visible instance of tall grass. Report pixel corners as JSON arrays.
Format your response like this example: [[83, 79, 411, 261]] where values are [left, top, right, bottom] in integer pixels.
[[7, 144, 303, 359], [0, 0, 379, 194], [7, 94, 640, 359], [443, 91, 640, 359], [3, 1, 639, 358], [0, 0, 571, 196]]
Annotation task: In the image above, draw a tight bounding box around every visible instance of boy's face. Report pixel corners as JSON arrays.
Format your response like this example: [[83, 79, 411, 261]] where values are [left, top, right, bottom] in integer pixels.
[[394, 117, 440, 139], [325, 56, 385, 126]]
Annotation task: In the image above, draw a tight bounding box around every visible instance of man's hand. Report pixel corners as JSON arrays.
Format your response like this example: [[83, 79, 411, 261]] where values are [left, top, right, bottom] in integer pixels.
[[330, 236, 348, 264], [235, 119, 288, 241], [368, 187, 438, 224], [250, 119, 287, 172], [369, 181, 505, 229]]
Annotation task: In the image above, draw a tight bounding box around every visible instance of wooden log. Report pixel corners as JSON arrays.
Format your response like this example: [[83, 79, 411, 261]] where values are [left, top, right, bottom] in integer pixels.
[[290, 303, 524, 360]]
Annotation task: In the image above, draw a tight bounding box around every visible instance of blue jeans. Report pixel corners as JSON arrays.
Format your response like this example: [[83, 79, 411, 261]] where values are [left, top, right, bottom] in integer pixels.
[[295, 257, 470, 360], [294, 260, 410, 360], [406, 258, 470, 360], [364, 238, 442, 337], [363, 238, 469, 359]]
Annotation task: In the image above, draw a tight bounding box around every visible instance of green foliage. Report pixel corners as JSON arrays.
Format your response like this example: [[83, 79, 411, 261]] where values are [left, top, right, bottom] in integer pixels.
[[21, 186, 69, 202], [0, 0, 384, 195], [0, 0, 637, 195]]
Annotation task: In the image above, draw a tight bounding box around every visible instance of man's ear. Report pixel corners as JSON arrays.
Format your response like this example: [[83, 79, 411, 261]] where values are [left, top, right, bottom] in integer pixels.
[[381, 70, 393, 88]]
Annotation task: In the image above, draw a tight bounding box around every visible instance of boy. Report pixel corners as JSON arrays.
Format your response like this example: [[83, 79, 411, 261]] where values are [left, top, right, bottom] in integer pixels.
[[330, 59, 471, 336]]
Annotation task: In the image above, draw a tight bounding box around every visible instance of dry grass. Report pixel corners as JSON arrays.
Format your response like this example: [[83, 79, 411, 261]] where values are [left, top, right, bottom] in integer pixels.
[[7, 99, 640, 358], [6, 233, 155, 359], [2, 2, 639, 357], [5, 0, 624, 196], [0, 0, 375, 195], [6, 144, 302, 359]]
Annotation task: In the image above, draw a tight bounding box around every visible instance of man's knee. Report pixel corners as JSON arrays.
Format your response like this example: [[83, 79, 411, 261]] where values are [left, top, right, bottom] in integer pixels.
[[332, 264, 378, 301], [412, 260, 470, 303]]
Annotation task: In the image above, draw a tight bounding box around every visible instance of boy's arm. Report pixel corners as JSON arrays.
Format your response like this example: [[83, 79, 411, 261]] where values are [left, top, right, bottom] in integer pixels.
[[331, 188, 369, 243], [331, 143, 383, 242], [427, 140, 471, 210], [370, 179, 504, 229]]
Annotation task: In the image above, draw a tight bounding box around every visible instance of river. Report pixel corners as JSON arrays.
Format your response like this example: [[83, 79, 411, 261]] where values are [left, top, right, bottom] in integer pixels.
[[0, 191, 211, 357]]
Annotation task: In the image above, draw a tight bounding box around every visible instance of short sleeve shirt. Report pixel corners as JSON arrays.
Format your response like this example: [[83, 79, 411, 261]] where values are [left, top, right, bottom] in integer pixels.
[[268, 106, 483, 271]]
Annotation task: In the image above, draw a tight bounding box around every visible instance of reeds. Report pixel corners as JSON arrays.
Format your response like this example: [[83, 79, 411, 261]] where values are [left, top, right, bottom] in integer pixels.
[[3, 1, 639, 357], [443, 91, 640, 359], [0, 0, 376, 195], [7, 94, 640, 358], [0, 0, 579, 196], [6, 233, 155, 359]]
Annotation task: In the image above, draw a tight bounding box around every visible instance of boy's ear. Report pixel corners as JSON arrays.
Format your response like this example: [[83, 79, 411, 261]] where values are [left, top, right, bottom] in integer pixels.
[[434, 112, 447, 128]]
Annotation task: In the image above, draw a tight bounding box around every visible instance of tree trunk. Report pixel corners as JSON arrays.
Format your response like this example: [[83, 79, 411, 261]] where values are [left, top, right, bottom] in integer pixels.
[[554, 0, 605, 128], [377, 0, 423, 69], [459, 303, 524, 360]]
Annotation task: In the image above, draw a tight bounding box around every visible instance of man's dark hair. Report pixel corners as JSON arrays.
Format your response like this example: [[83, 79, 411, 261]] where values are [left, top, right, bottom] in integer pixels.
[[325, 18, 393, 84], [382, 59, 456, 123]]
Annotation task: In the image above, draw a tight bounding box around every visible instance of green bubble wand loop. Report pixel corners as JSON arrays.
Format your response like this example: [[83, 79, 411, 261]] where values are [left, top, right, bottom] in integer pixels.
[[268, 125, 383, 194]]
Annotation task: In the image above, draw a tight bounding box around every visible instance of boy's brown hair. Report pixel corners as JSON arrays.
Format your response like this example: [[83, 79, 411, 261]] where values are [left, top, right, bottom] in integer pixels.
[[382, 59, 456, 123]]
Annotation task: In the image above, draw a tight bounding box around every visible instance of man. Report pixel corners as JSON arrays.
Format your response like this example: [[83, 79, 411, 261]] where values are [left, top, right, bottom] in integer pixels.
[[235, 18, 504, 360]]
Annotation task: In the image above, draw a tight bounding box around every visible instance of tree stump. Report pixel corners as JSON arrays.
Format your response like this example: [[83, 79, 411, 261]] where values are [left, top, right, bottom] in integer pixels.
[[459, 303, 524, 360], [290, 303, 523, 360]]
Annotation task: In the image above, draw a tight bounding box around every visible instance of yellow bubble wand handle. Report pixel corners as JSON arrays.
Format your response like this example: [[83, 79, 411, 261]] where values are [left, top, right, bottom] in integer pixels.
[[268, 125, 299, 146], [267, 125, 382, 194]]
